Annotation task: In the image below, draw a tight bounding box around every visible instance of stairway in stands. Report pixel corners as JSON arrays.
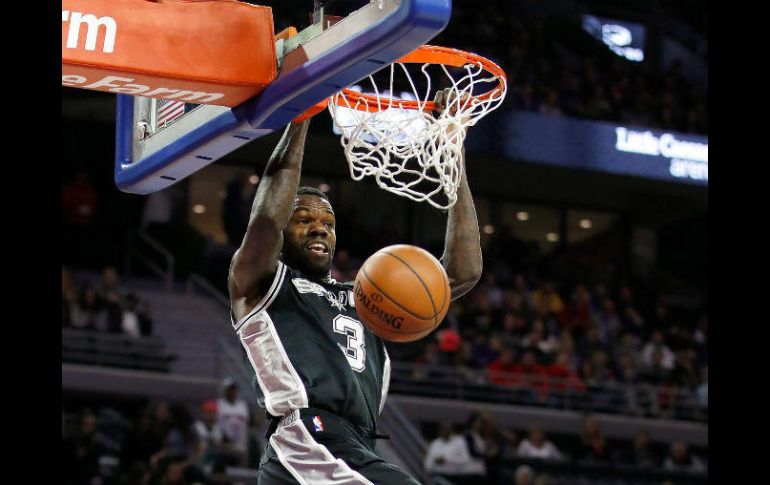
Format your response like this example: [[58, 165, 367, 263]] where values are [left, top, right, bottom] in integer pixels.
[[115, 277, 234, 380]]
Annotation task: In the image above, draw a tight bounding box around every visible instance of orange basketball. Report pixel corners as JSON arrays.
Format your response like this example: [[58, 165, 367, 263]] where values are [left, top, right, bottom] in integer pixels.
[[354, 244, 451, 343]]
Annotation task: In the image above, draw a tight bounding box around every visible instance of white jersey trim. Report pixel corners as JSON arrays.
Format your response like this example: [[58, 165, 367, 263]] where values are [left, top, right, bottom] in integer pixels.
[[233, 261, 287, 332], [270, 410, 375, 485], [379, 345, 391, 414], [236, 262, 309, 416]]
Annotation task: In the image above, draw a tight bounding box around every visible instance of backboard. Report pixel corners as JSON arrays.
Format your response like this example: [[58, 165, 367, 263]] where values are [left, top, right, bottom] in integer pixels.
[[113, 0, 452, 194]]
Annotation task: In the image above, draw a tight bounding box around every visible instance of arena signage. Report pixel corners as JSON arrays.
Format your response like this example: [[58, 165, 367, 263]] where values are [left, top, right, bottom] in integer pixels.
[[62, 10, 117, 54], [494, 112, 708, 186], [61, 74, 225, 103], [582, 14, 646, 62]]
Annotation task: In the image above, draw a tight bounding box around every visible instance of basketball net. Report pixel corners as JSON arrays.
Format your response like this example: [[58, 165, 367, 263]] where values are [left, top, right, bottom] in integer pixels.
[[328, 46, 507, 210]]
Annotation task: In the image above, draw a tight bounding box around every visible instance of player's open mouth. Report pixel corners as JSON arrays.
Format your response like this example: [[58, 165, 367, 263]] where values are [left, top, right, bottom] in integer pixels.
[[306, 242, 329, 255]]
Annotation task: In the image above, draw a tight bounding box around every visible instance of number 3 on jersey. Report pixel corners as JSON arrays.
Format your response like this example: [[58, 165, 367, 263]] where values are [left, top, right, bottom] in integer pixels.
[[333, 315, 366, 372]]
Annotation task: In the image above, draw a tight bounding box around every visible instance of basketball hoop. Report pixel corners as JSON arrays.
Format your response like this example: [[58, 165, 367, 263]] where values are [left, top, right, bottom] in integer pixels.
[[328, 45, 507, 210]]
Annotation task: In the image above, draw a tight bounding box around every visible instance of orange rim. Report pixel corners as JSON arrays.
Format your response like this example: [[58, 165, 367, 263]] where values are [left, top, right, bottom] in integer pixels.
[[333, 45, 507, 113]]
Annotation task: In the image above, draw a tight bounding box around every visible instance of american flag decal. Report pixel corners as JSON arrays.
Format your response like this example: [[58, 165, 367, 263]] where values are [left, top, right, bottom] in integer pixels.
[[156, 98, 186, 126]]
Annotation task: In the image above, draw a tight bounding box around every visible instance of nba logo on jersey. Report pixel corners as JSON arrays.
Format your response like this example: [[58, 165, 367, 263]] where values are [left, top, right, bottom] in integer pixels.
[[312, 415, 325, 432]]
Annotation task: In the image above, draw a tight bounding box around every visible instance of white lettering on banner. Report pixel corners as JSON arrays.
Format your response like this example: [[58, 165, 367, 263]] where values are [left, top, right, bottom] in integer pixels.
[[615, 127, 708, 182], [61, 73, 225, 103], [670, 159, 708, 181], [62, 74, 87, 86], [62, 10, 117, 54]]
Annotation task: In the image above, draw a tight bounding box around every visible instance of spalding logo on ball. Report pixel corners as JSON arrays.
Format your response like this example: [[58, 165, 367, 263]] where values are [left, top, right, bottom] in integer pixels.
[[354, 244, 450, 342]]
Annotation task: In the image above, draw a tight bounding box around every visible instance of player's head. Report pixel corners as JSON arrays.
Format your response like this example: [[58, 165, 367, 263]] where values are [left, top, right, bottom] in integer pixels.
[[281, 186, 336, 280]]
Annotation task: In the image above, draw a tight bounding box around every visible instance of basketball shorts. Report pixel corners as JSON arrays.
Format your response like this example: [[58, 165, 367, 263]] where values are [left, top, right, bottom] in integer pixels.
[[257, 408, 421, 485]]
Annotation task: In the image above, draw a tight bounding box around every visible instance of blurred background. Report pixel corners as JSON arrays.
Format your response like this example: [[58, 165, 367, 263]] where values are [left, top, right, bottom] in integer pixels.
[[61, 1, 707, 484]]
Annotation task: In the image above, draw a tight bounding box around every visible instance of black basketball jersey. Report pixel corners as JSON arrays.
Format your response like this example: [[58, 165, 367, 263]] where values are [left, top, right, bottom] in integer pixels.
[[232, 261, 390, 432]]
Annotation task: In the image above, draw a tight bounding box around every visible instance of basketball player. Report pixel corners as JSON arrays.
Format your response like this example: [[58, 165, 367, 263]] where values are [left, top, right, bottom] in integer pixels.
[[228, 96, 482, 484]]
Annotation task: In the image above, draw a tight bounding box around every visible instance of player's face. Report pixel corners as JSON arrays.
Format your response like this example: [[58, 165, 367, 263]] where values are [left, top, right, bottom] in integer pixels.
[[282, 195, 337, 280]]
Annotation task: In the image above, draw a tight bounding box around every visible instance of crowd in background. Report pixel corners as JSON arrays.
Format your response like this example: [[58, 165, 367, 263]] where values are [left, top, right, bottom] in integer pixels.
[[62, 265, 154, 338], [423, 411, 707, 485], [62, 392, 708, 485], [330, 218, 708, 422], [62, 381, 264, 485]]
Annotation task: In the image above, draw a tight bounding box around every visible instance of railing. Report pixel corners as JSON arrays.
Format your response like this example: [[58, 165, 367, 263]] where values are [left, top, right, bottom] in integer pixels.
[[390, 362, 708, 423], [62, 328, 176, 372], [379, 399, 427, 479], [492, 456, 707, 485], [125, 229, 175, 292], [186, 273, 230, 308]]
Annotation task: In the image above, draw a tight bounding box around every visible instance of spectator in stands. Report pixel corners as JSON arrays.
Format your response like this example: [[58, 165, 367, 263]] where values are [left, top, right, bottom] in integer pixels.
[[618, 286, 646, 339], [663, 440, 706, 473], [642, 330, 676, 371], [693, 315, 708, 358], [194, 400, 225, 467], [567, 284, 593, 336], [494, 313, 522, 351], [463, 294, 499, 334], [423, 421, 472, 485], [463, 412, 490, 481], [471, 333, 501, 369], [639, 348, 671, 386], [122, 408, 162, 473], [516, 424, 564, 461], [580, 433, 611, 465], [545, 350, 586, 407], [511, 350, 550, 403], [670, 350, 699, 389], [580, 415, 602, 449], [217, 379, 250, 466], [520, 319, 558, 361], [532, 281, 564, 319], [592, 298, 622, 344], [487, 349, 517, 386], [62, 267, 77, 327], [510, 273, 534, 310], [100, 266, 125, 333], [498, 429, 519, 461], [615, 353, 642, 413], [514, 464, 535, 485], [617, 429, 658, 468], [62, 409, 103, 485], [696, 365, 708, 413], [70, 284, 104, 331], [122, 293, 143, 338], [151, 404, 205, 483]]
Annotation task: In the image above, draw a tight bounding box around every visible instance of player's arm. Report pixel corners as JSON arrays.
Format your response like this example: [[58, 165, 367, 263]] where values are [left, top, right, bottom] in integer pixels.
[[441, 146, 483, 301], [228, 119, 311, 304]]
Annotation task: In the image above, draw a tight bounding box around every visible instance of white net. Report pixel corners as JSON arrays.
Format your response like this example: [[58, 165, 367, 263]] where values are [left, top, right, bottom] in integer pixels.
[[328, 49, 507, 210]]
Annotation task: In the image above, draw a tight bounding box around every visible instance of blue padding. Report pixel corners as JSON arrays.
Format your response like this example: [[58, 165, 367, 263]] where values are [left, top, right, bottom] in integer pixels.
[[115, 0, 451, 194]]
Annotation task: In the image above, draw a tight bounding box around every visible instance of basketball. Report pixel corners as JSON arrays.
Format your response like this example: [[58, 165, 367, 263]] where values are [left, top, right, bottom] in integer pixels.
[[354, 244, 451, 343]]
